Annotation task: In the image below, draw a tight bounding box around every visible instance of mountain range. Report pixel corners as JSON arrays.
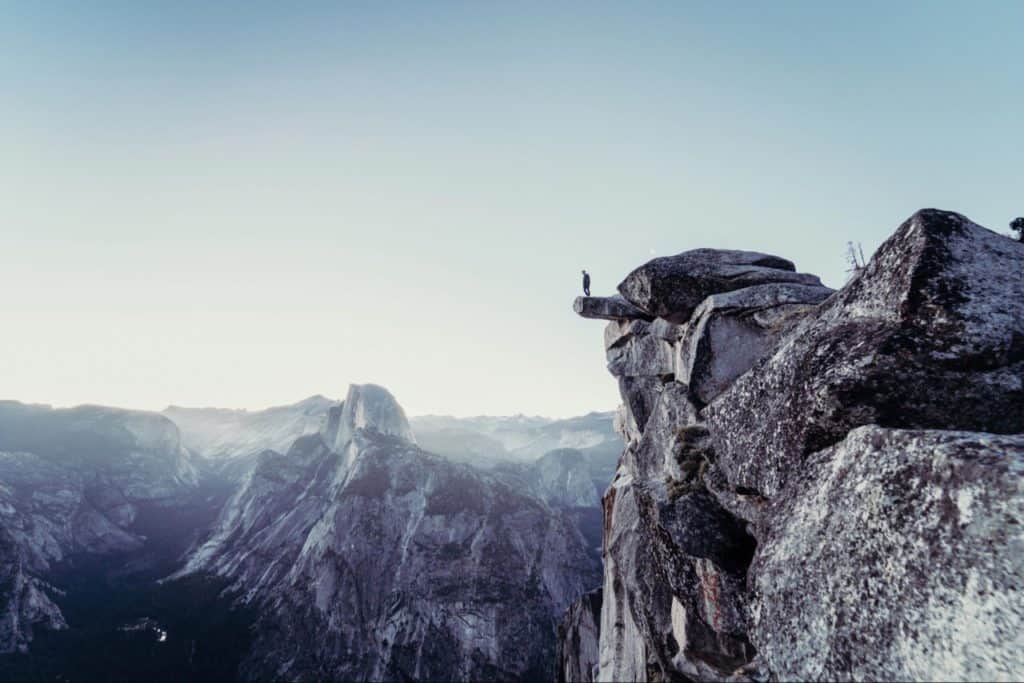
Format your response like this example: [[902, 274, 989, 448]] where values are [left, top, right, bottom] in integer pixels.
[[0, 390, 608, 681]]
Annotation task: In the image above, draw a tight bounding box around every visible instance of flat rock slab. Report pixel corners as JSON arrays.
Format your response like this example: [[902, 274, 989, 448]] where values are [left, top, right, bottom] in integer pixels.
[[574, 295, 653, 321], [617, 248, 823, 323]]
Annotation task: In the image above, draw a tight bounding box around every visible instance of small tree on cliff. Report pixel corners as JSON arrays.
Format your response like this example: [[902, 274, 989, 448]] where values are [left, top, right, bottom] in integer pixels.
[[1011, 217, 1024, 242], [845, 241, 867, 279]]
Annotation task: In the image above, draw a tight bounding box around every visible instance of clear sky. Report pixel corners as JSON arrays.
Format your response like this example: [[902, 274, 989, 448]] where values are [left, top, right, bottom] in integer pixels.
[[2, 1, 1021, 417]]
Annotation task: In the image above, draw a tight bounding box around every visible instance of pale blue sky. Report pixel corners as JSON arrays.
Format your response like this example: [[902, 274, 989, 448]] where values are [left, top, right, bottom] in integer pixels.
[[2, 1, 1021, 416]]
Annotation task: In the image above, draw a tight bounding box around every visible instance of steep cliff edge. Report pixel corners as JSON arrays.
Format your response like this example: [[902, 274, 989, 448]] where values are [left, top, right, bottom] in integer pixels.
[[562, 209, 1024, 682]]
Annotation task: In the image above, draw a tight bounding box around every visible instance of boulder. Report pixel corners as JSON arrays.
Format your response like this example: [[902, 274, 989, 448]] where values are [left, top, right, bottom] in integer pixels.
[[578, 208, 1024, 682], [675, 283, 833, 405], [617, 249, 823, 323], [705, 209, 1024, 498], [751, 426, 1024, 682], [574, 295, 653, 321]]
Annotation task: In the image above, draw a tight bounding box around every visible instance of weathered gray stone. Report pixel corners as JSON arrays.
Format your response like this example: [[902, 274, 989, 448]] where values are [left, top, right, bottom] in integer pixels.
[[604, 319, 650, 351], [574, 295, 653, 321], [597, 470, 756, 681], [751, 426, 1024, 682], [634, 382, 698, 483], [705, 209, 1024, 498], [597, 477, 665, 682], [616, 376, 666, 436], [649, 318, 686, 343], [617, 249, 823, 323], [612, 403, 641, 446], [597, 371, 757, 682], [556, 588, 602, 683], [676, 283, 834, 405], [607, 332, 674, 379], [703, 463, 768, 536]]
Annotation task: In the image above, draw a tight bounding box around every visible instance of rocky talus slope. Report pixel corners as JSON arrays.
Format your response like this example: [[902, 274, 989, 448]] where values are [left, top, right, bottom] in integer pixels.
[[562, 209, 1024, 682], [181, 384, 600, 681]]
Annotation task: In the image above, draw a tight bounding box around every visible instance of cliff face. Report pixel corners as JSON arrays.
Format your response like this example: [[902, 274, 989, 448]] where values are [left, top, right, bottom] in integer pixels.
[[0, 403, 199, 653], [182, 384, 601, 682], [563, 209, 1024, 681]]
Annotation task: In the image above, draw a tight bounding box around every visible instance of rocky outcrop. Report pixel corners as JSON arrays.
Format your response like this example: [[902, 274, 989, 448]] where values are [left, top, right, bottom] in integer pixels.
[[567, 209, 1024, 682], [574, 295, 652, 321], [617, 248, 824, 323], [182, 384, 600, 681]]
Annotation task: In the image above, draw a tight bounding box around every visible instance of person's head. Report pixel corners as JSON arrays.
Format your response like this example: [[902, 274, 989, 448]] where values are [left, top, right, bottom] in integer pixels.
[[582, 269, 587, 275]]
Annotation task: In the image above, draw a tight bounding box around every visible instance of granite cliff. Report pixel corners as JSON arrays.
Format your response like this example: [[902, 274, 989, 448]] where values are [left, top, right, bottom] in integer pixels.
[[181, 384, 601, 681], [562, 209, 1023, 682]]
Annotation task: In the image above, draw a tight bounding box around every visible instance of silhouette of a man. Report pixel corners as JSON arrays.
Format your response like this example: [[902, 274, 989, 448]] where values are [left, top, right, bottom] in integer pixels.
[[582, 270, 591, 296]]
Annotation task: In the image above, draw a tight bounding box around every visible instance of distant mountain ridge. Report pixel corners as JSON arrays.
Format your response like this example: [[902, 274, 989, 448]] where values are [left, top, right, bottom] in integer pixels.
[[0, 392, 614, 678], [162, 395, 336, 459], [411, 412, 616, 460], [162, 396, 620, 480]]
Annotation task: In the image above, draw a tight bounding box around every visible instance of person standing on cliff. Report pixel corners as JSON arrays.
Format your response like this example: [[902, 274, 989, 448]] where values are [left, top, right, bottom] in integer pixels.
[[582, 270, 591, 296]]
